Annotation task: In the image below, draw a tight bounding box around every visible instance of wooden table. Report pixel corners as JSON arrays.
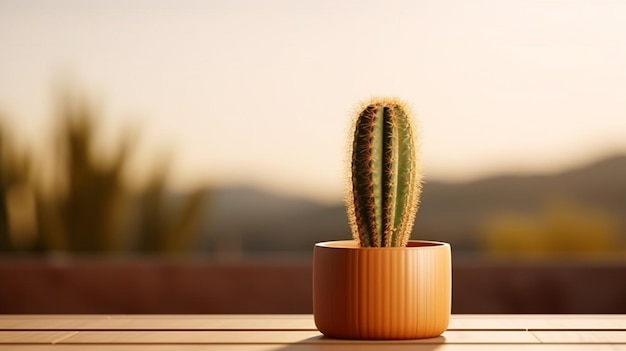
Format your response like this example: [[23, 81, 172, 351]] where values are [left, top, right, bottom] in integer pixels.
[[0, 315, 625, 350]]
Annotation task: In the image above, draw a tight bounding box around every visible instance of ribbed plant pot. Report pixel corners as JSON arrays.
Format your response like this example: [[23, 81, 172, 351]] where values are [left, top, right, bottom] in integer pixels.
[[313, 240, 451, 340]]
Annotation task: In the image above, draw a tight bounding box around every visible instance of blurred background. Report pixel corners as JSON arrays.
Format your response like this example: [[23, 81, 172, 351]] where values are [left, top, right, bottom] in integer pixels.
[[0, 0, 625, 314]]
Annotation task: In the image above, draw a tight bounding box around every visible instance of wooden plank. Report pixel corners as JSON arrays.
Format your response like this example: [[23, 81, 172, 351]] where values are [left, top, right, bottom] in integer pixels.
[[533, 331, 626, 343], [59, 330, 538, 344], [60, 331, 322, 344], [74, 313, 626, 331], [0, 318, 317, 331], [3, 315, 626, 331], [440, 331, 539, 344], [1, 315, 625, 351], [524, 317, 626, 330], [0, 315, 108, 319], [108, 315, 314, 319], [0, 344, 624, 350], [450, 315, 626, 330], [0, 315, 310, 321], [0, 331, 76, 344]]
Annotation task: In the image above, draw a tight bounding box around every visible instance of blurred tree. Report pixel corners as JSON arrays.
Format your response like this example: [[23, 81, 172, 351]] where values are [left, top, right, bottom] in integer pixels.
[[36, 98, 131, 253], [0, 121, 32, 252], [482, 199, 623, 257], [135, 156, 208, 255], [1, 94, 208, 255]]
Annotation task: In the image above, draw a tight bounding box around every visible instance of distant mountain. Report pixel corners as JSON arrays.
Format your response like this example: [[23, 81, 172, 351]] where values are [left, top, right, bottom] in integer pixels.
[[197, 154, 626, 256], [417, 154, 626, 250], [201, 186, 350, 257]]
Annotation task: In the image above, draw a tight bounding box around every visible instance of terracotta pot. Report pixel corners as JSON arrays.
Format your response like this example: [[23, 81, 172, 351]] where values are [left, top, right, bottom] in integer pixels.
[[313, 240, 451, 339]]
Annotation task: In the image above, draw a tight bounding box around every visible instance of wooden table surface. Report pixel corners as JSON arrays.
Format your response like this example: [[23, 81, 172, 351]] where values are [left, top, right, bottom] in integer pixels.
[[0, 314, 625, 350]]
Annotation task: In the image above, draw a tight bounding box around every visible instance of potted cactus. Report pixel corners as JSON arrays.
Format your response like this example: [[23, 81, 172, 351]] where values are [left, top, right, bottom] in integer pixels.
[[313, 98, 451, 340]]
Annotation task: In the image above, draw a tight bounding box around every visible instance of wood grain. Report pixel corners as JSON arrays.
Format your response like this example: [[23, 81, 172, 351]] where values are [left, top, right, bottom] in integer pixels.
[[0, 317, 317, 331], [1, 344, 626, 351], [533, 331, 626, 343], [0, 331, 76, 344], [2, 315, 625, 331], [0, 315, 624, 351], [59, 330, 537, 344]]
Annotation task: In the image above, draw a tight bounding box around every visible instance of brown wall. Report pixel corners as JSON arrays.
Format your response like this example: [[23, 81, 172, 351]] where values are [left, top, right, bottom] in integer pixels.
[[1, 258, 625, 314]]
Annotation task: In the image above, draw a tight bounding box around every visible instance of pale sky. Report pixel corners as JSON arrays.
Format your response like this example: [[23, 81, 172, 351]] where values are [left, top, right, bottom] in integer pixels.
[[1, 0, 626, 203]]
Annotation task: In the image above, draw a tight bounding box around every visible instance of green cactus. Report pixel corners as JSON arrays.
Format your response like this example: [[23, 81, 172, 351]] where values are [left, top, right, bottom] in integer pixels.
[[346, 98, 422, 247]]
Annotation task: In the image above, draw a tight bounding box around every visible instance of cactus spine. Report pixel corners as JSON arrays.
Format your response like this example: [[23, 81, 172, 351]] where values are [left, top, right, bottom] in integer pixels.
[[346, 98, 421, 247]]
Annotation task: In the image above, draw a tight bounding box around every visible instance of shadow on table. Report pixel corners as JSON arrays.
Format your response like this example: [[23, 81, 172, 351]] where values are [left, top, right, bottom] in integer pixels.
[[271, 335, 447, 350]]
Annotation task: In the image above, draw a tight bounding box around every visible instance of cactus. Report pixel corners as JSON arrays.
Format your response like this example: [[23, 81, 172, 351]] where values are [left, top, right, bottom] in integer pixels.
[[346, 98, 422, 247]]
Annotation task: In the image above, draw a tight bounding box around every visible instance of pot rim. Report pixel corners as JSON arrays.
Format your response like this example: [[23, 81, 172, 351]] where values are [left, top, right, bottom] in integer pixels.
[[315, 239, 450, 250]]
